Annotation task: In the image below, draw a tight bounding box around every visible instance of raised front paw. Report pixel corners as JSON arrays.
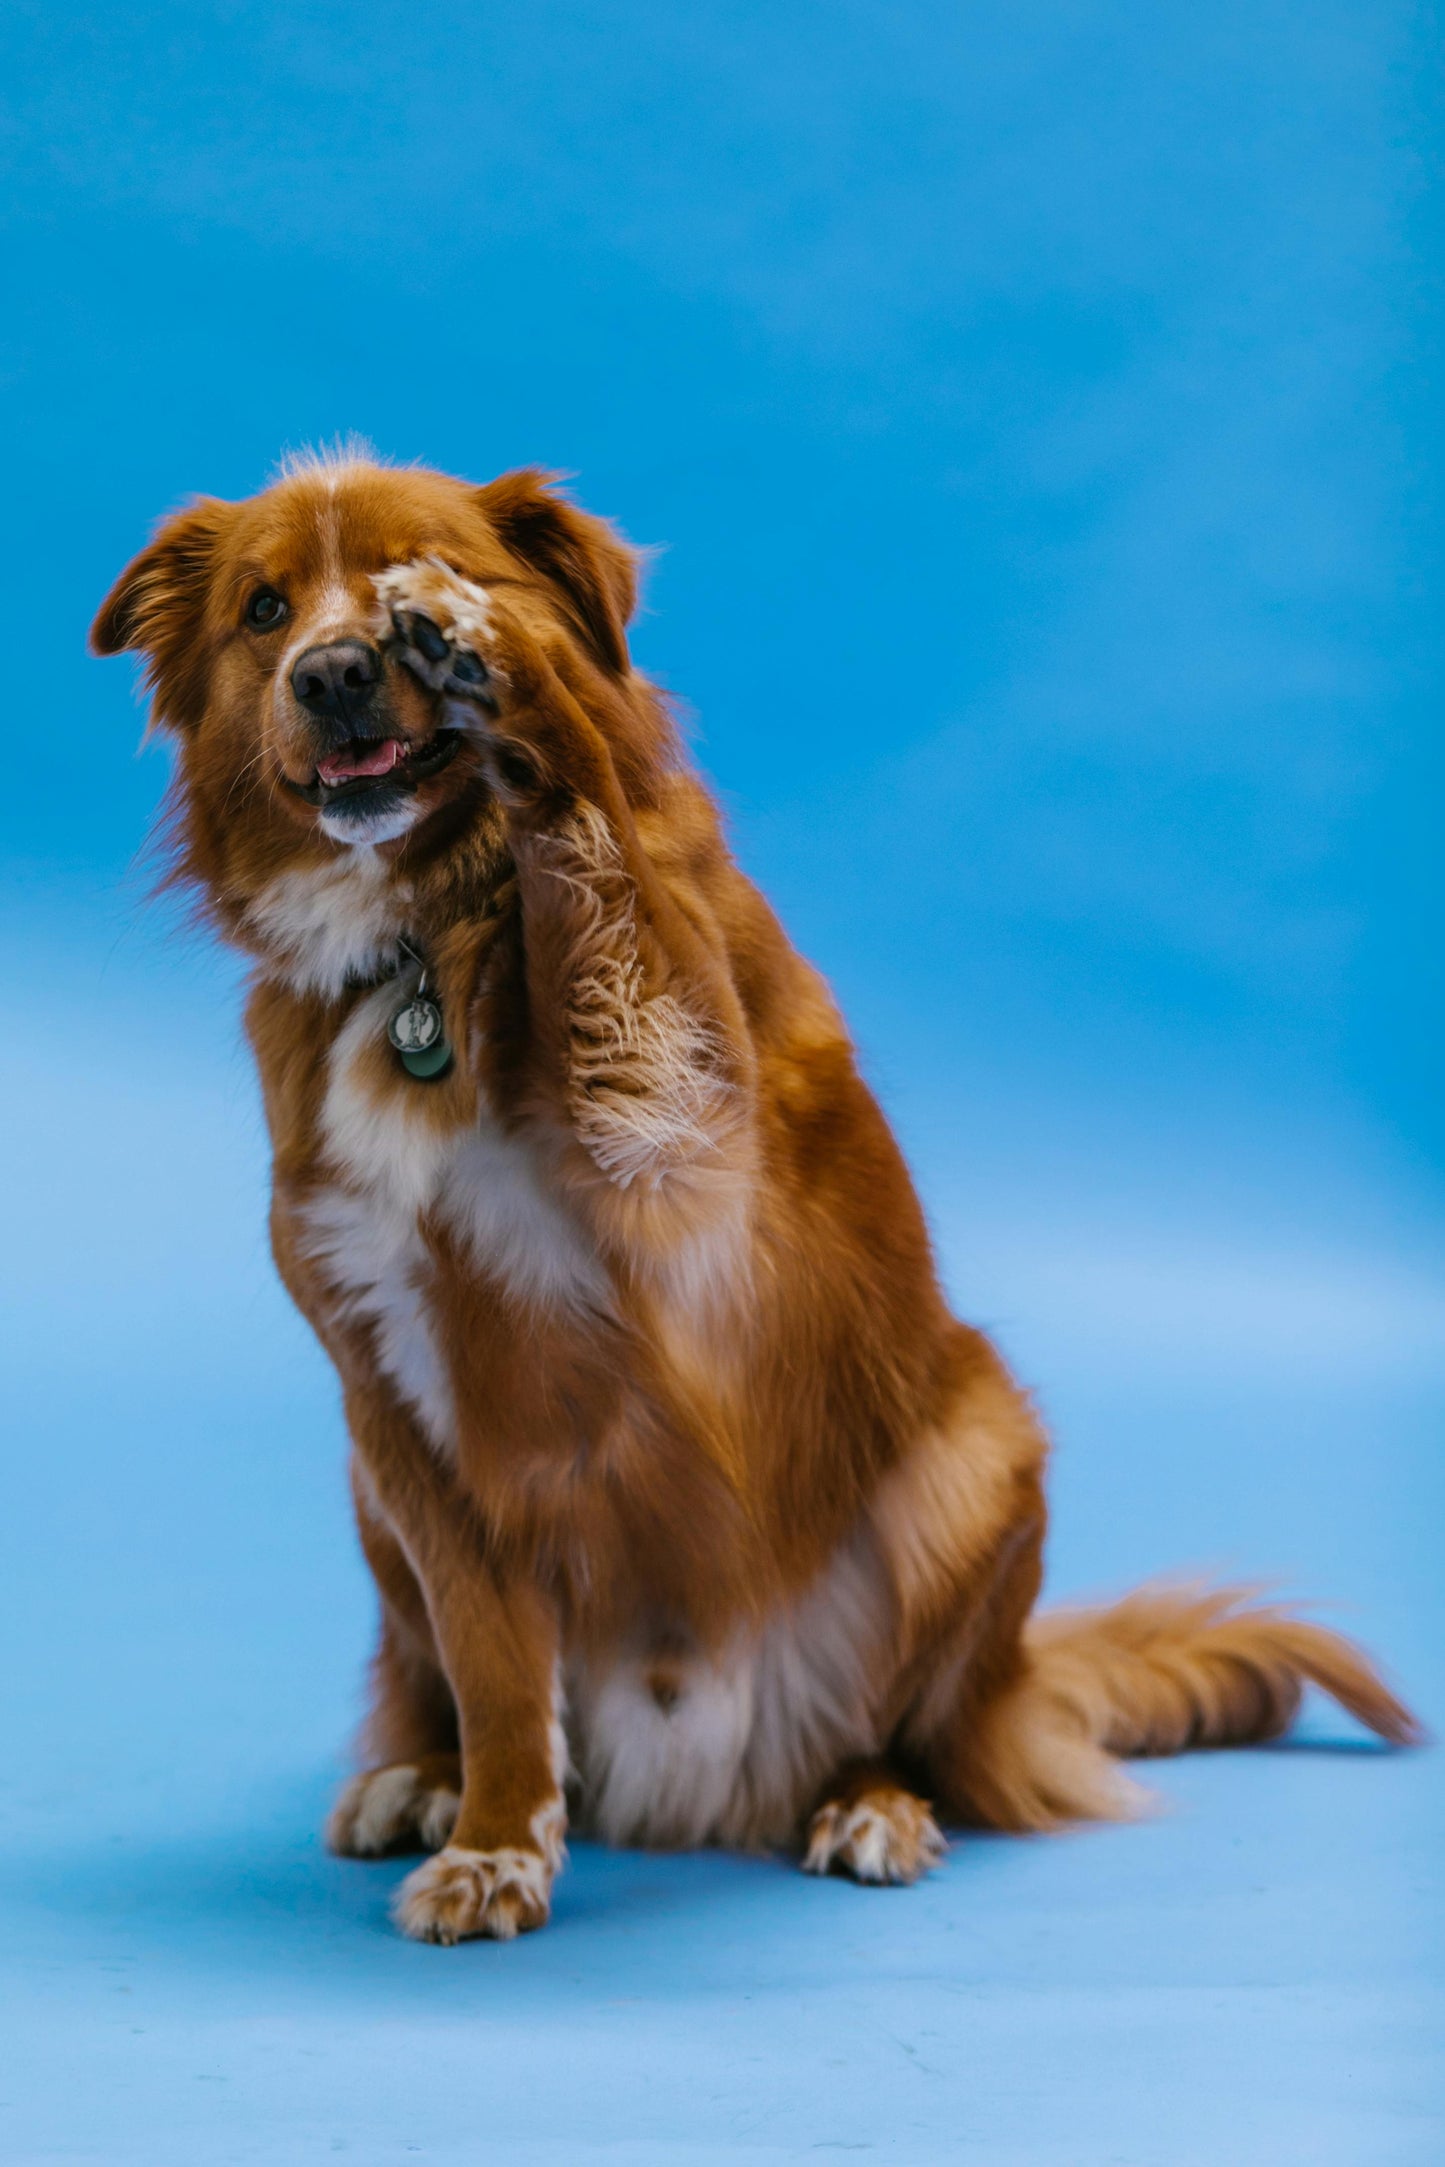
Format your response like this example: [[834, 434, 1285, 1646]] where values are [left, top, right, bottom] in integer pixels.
[[803, 1786, 946, 1886], [372, 558, 506, 708], [371, 558, 558, 803], [325, 1755, 461, 1858], [392, 1844, 555, 1943]]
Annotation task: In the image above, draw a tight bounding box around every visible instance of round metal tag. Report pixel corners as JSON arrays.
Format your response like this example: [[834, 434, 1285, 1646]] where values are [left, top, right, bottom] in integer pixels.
[[388, 995, 445, 1055]]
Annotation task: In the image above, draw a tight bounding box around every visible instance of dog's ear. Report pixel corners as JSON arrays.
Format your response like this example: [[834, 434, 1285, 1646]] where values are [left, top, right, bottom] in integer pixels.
[[476, 469, 638, 675], [90, 497, 230, 727]]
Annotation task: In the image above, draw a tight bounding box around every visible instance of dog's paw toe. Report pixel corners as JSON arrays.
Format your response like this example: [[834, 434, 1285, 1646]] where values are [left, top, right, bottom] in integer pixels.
[[371, 560, 500, 703], [325, 1759, 461, 1858], [392, 1845, 554, 1943], [802, 1790, 946, 1886]]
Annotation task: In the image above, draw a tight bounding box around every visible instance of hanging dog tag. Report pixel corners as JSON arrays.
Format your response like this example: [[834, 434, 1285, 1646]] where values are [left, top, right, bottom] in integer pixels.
[[387, 991, 453, 1080]]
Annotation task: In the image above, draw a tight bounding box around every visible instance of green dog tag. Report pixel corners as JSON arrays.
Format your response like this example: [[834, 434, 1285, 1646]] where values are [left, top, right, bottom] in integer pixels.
[[399, 1037, 454, 1080]]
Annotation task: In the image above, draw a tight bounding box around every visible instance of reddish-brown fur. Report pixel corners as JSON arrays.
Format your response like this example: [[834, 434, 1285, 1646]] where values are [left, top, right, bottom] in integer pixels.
[[92, 451, 1420, 1942]]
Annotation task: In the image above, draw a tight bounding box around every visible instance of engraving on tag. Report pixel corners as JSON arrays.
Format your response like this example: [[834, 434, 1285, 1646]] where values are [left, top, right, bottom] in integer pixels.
[[388, 995, 445, 1055]]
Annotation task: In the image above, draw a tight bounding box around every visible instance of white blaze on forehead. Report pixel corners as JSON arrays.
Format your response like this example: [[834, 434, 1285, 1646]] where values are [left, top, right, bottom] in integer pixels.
[[273, 485, 367, 681], [269, 450, 388, 716], [309, 466, 360, 635], [300, 580, 368, 646]]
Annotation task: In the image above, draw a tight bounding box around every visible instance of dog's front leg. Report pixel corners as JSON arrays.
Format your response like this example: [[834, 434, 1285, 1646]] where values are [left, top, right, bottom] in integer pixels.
[[344, 1390, 566, 1943], [373, 562, 755, 1230]]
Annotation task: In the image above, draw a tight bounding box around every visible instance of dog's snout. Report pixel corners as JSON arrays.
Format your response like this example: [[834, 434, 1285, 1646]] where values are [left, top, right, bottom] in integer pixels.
[[290, 640, 383, 720]]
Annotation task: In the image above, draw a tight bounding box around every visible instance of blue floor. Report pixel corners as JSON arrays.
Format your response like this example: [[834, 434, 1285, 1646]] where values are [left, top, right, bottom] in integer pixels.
[[2, 908, 1440, 2165]]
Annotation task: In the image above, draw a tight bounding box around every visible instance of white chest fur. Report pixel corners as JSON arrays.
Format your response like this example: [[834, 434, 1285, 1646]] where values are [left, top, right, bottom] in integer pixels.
[[247, 850, 410, 999], [570, 1531, 891, 1848], [301, 978, 606, 1458]]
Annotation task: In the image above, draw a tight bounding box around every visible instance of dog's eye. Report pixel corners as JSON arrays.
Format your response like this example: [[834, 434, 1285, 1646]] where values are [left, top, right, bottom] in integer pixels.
[[246, 588, 288, 631]]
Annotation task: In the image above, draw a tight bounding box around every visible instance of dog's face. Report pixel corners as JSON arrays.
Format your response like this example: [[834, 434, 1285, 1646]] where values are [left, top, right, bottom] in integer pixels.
[[92, 456, 639, 899]]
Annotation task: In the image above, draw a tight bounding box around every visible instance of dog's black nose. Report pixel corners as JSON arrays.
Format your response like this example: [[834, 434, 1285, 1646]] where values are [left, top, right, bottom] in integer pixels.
[[290, 640, 383, 719]]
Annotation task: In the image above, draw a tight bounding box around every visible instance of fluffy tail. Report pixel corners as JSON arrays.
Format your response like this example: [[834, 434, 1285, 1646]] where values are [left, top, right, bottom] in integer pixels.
[[948, 1581, 1421, 1833]]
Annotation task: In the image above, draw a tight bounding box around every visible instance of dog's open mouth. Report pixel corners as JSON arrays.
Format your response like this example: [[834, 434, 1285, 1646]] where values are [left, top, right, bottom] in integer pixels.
[[283, 729, 462, 808]]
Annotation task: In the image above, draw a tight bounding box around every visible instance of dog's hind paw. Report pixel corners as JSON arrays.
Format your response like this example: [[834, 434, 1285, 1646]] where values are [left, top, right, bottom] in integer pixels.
[[803, 1785, 946, 1886], [325, 1756, 461, 1858]]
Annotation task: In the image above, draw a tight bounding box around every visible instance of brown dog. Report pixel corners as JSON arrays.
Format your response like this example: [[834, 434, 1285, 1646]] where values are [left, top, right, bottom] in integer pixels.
[[92, 448, 1417, 1942]]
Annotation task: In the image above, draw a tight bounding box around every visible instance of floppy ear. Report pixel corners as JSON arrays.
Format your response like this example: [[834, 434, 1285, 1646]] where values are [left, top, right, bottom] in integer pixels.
[[90, 497, 229, 728], [476, 469, 638, 675]]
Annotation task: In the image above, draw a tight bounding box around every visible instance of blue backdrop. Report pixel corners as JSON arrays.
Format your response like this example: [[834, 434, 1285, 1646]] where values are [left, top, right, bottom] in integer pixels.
[[2, 5, 1440, 2162]]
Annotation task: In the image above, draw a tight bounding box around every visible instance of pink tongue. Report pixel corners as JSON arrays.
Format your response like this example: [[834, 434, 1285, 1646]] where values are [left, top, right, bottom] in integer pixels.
[[317, 738, 405, 786]]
